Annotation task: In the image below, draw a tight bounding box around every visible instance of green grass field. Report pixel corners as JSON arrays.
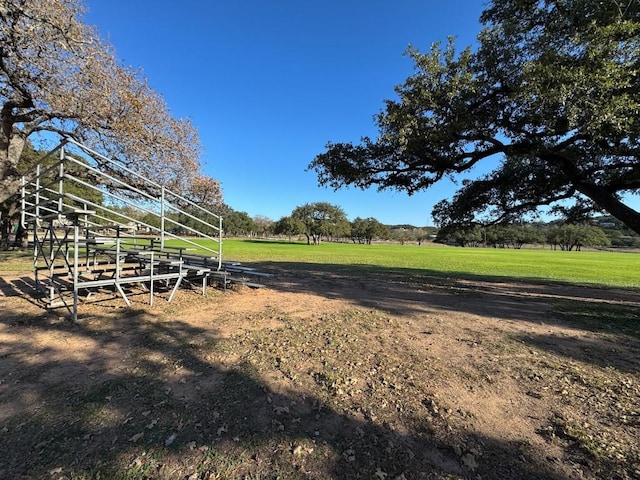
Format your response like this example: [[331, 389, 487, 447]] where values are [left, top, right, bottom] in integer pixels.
[[3, 238, 637, 287], [170, 238, 640, 288]]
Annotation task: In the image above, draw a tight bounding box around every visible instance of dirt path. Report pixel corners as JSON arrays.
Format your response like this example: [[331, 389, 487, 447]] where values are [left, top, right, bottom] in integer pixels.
[[1, 266, 639, 479]]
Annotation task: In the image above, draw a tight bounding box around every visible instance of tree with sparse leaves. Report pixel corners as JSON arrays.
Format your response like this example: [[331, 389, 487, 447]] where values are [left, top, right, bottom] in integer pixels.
[[310, 0, 640, 234], [0, 0, 221, 207], [253, 215, 274, 237]]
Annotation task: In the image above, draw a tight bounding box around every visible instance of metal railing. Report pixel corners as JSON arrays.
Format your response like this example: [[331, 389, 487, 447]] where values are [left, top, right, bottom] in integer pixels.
[[21, 138, 223, 270]]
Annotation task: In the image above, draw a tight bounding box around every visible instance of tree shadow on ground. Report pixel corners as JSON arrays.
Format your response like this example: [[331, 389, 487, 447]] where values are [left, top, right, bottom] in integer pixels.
[[0, 303, 577, 480], [512, 299, 640, 374], [254, 261, 638, 326], [253, 261, 640, 374], [2, 260, 639, 479]]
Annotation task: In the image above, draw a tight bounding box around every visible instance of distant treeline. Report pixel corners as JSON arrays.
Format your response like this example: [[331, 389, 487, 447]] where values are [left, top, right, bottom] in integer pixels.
[[99, 197, 639, 250], [433, 217, 639, 250]]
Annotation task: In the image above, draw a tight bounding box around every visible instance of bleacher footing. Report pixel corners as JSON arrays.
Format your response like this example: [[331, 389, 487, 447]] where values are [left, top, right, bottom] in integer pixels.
[[29, 231, 271, 322]]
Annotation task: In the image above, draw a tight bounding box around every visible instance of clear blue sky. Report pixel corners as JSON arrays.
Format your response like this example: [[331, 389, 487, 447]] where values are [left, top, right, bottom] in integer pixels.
[[84, 1, 488, 226]]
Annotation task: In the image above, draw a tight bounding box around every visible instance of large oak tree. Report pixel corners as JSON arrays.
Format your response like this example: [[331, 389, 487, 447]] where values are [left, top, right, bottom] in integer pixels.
[[291, 202, 350, 245], [0, 0, 220, 206], [309, 0, 640, 233]]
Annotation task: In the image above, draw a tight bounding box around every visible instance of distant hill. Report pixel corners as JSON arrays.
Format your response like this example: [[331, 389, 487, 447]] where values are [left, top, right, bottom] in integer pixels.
[[387, 224, 437, 232], [593, 215, 640, 248]]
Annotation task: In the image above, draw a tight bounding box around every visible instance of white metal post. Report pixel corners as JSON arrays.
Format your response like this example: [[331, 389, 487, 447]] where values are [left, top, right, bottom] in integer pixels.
[[58, 147, 65, 215], [35, 164, 41, 227], [73, 223, 79, 322], [218, 215, 223, 270], [160, 186, 165, 250], [20, 176, 26, 228]]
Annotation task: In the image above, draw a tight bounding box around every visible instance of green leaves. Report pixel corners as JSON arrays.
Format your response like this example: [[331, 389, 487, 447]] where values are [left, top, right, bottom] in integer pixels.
[[310, 0, 640, 234], [291, 202, 350, 244]]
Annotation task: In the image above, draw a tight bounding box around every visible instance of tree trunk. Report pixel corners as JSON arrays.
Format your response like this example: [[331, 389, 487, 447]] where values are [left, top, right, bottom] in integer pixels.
[[574, 184, 640, 236], [543, 152, 640, 236], [0, 200, 24, 250], [0, 127, 25, 250], [0, 124, 27, 204], [0, 216, 11, 249]]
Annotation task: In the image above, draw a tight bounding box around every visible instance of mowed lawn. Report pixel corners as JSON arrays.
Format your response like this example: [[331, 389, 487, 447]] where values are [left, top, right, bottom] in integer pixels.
[[171, 238, 640, 288]]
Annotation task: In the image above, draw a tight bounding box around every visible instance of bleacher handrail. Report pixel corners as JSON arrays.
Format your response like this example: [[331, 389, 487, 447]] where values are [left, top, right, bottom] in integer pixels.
[[21, 138, 223, 270]]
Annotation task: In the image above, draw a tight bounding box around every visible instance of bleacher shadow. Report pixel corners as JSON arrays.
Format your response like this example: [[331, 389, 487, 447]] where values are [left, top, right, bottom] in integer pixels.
[[0, 274, 45, 308]]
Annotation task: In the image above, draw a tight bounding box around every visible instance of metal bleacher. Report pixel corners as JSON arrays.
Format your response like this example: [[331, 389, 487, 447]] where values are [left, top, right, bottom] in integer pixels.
[[20, 138, 269, 322]]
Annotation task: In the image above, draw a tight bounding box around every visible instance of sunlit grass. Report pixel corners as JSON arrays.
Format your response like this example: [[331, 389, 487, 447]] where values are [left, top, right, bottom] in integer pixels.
[[207, 239, 640, 288], [0, 250, 33, 271], [6, 237, 636, 288]]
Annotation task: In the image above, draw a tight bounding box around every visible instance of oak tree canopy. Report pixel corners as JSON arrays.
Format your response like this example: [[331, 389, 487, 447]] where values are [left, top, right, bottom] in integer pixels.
[[291, 202, 350, 245], [309, 0, 640, 233], [0, 0, 220, 206]]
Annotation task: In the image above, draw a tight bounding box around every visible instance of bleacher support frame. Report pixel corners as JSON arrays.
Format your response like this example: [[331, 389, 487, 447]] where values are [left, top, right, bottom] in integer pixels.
[[19, 138, 269, 322]]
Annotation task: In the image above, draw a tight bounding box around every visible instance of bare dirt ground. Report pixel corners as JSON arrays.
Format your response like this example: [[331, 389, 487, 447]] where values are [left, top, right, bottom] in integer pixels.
[[0, 262, 639, 479]]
